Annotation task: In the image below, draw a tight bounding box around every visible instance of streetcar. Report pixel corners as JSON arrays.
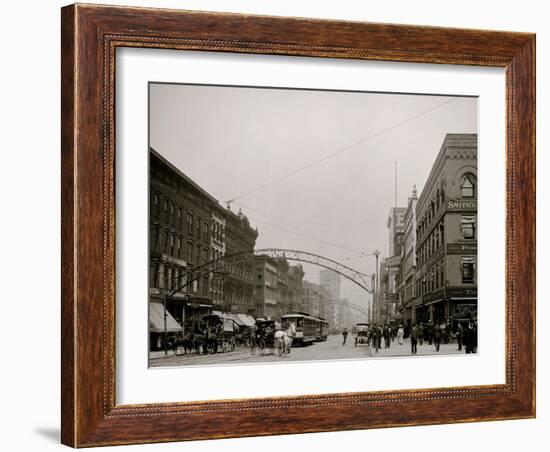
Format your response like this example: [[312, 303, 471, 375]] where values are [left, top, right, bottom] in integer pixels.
[[316, 317, 329, 342], [280, 312, 319, 346]]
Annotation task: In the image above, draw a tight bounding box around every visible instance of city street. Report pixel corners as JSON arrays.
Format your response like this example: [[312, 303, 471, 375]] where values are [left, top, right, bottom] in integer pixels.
[[149, 334, 465, 367], [150, 334, 372, 367]]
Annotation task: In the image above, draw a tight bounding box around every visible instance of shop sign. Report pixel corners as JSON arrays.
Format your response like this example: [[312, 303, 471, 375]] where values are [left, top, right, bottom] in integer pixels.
[[447, 199, 477, 211], [447, 242, 478, 254]]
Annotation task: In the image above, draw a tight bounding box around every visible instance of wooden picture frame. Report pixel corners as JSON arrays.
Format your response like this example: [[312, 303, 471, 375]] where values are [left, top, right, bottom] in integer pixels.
[[61, 3, 535, 447]]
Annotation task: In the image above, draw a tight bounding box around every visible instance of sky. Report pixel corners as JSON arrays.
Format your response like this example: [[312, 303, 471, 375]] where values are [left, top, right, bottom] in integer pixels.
[[150, 83, 477, 312]]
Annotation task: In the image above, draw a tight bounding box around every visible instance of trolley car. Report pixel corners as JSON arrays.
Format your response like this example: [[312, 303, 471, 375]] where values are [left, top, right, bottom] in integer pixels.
[[281, 312, 319, 346]]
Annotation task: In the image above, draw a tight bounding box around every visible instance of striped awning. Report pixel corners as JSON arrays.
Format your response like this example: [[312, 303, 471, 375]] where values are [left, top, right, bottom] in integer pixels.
[[149, 302, 181, 333]]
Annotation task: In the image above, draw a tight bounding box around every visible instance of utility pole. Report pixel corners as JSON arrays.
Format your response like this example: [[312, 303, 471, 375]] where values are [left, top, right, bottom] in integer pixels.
[[374, 249, 380, 322]]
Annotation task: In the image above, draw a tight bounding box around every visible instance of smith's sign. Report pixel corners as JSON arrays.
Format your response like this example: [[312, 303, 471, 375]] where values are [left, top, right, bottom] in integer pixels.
[[447, 199, 477, 211]]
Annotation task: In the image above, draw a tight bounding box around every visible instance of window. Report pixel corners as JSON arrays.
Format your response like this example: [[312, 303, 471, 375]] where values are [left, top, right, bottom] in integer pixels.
[[203, 222, 209, 242], [175, 237, 181, 258], [152, 193, 159, 217], [163, 199, 169, 221], [461, 173, 476, 198], [163, 231, 169, 253], [152, 226, 160, 252], [461, 257, 476, 283], [169, 234, 175, 256], [170, 203, 175, 224], [177, 207, 182, 226], [187, 242, 193, 265], [461, 215, 476, 239], [186, 212, 194, 234]]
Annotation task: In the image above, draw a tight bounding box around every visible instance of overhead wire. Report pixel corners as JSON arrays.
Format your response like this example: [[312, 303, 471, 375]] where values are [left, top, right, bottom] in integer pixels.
[[226, 97, 457, 203]]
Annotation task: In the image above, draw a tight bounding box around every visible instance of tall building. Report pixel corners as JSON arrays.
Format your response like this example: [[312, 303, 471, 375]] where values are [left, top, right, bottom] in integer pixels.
[[399, 186, 419, 326], [319, 269, 340, 329], [149, 148, 259, 349], [414, 133, 478, 328], [254, 255, 279, 319], [223, 208, 258, 315], [381, 207, 406, 323], [288, 264, 305, 312], [302, 281, 329, 318], [149, 148, 218, 342]]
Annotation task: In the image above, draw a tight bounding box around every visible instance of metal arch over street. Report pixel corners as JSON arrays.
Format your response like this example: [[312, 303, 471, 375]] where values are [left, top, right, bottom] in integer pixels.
[[166, 248, 372, 299]]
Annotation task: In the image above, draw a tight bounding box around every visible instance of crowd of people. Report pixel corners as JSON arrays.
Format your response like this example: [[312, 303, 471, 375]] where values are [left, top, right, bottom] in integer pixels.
[[345, 320, 478, 355]]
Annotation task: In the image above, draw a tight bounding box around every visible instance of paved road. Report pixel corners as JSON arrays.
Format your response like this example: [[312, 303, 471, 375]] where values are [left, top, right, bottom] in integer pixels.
[[150, 334, 465, 367], [150, 334, 372, 367]]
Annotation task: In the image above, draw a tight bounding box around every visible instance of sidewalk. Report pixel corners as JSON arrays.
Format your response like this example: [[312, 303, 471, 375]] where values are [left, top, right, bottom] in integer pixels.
[[371, 337, 465, 357]]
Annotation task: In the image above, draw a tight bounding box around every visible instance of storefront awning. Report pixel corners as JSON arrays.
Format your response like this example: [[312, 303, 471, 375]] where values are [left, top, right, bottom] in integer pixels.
[[236, 314, 256, 327], [149, 302, 181, 333]]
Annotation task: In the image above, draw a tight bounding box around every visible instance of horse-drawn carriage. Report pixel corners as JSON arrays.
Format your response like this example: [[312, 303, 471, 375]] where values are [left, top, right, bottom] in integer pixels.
[[251, 319, 279, 354], [354, 322, 370, 346], [251, 319, 295, 356], [201, 314, 238, 354]]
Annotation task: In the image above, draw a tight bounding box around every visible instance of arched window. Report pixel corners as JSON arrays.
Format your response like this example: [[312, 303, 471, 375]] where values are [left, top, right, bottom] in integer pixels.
[[461, 173, 476, 198]]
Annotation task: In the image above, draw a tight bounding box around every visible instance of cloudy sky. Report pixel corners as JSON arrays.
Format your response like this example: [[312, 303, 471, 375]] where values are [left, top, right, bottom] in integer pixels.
[[150, 83, 477, 312]]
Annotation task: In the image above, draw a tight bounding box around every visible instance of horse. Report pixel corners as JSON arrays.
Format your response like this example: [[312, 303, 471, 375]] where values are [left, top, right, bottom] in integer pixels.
[[274, 323, 295, 356]]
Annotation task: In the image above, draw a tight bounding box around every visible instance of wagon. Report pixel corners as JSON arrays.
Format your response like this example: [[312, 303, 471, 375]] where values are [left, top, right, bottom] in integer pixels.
[[355, 323, 370, 346], [201, 314, 238, 354]]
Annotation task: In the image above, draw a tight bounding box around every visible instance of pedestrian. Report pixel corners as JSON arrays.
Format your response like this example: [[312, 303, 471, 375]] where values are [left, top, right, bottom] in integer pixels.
[[433, 323, 442, 352], [410, 323, 418, 354], [456, 322, 464, 351], [397, 324, 404, 345], [342, 327, 349, 346], [383, 324, 391, 348], [372, 324, 382, 353], [444, 321, 452, 344], [426, 321, 434, 345], [463, 322, 477, 354], [417, 322, 424, 346]]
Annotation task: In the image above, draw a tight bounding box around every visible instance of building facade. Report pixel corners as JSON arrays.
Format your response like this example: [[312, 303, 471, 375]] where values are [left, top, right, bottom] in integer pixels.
[[254, 255, 279, 319], [149, 148, 218, 342], [149, 148, 259, 349], [399, 186, 418, 326], [319, 269, 341, 329], [223, 208, 258, 315], [414, 133, 478, 328], [381, 207, 406, 323], [302, 281, 329, 318]]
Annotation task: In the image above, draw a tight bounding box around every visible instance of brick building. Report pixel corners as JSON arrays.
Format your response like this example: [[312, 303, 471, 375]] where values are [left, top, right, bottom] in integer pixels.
[[254, 255, 279, 319], [399, 186, 419, 326], [149, 148, 217, 345], [221, 207, 258, 315], [149, 148, 259, 348], [414, 133, 478, 328]]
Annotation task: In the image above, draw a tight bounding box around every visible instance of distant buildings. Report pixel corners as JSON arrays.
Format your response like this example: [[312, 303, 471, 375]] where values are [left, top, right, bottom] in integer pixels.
[[254, 255, 279, 319], [375, 133, 478, 331], [302, 281, 330, 318], [319, 269, 340, 328]]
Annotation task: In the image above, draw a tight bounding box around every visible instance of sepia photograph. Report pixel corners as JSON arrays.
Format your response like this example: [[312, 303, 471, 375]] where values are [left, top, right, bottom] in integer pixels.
[[148, 83, 478, 367]]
